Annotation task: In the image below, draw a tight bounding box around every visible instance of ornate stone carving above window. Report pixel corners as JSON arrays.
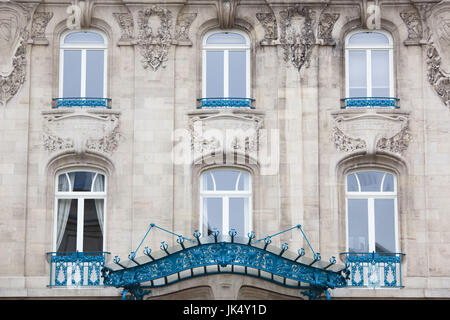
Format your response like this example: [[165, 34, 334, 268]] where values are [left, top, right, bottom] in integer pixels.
[[216, 0, 240, 29], [279, 6, 316, 72], [113, 12, 134, 45], [187, 110, 264, 160], [331, 110, 411, 156], [136, 6, 173, 71], [399, 9, 423, 45], [317, 11, 339, 45], [42, 109, 121, 156], [256, 12, 278, 45]]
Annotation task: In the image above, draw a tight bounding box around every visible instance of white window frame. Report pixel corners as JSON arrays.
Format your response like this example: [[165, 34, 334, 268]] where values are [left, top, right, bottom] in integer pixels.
[[59, 30, 108, 98], [202, 30, 251, 98], [345, 170, 399, 253], [199, 169, 252, 236], [345, 30, 394, 98], [53, 169, 107, 252]]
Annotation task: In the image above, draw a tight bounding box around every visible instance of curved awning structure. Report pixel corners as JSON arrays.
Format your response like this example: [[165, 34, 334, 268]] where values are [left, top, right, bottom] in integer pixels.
[[101, 225, 349, 300]]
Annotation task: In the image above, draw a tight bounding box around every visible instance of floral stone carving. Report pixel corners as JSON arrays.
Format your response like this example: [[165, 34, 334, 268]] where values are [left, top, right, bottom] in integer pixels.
[[174, 12, 197, 44], [399, 9, 423, 45], [279, 6, 316, 71], [256, 12, 278, 44], [42, 109, 121, 155], [331, 111, 411, 155], [31, 11, 53, 44], [113, 12, 134, 43], [317, 12, 339, 45], [136, 6, 173, 71]]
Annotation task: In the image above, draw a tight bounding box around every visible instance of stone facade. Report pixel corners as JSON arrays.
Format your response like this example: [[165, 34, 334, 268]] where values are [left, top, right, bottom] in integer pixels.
[[0, 0, 449, 299]]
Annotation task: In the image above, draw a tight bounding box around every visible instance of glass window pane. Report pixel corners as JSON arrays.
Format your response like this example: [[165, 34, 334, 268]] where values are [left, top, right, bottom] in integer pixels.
[[374, 199, 396, 253], [206, 32, 246, 45], [348, 199, 369, 252], [237, 172, 250, 191], [72, 172, 95, 192], [63, 50, 82, 97], [382, 173, 395, 192], [65, 31, 104, 44], [357, 171, 384, 192], [206, 51, 224, 97], [58, 174, 70, 192], [204, 198, 223, 235], [229, 197, 247, 237], [83, 199, 104, 252], [86, 50, 104, 97], [202, 172, 215, 191], [348, 32, 389, 46], [347, 173, 359, 192], [228, 50, 246, 98], [57, 199, 77, 252], [212, 170, 240, 191], [92, 174, 105, 192], [348, 50, 367, 97], [371, 50, 390, 97]]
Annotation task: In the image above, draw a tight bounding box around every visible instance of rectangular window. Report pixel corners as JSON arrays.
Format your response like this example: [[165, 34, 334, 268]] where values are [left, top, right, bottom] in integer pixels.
[[228, 50, 246, 98], [206, 51, 224, 98], [347, 199, 369, 252], [229, 197, 247, 237], [63, 50, 82, 97], [371, 50, 390, 97], [83, 199, 104, 252], [57, 199, 78, 252], [374, 199, 396, 253], [85, 50, 105, 98], [204, 197, 223, 235]]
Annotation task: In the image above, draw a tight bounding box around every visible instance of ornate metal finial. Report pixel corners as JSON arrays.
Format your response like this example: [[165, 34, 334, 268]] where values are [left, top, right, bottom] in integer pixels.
[[229, 229, 237, 242], [279, 243, 289, 256], [247, 231, 255, 245], [177, 235, 185, 249], [160, 241, 169, 255]]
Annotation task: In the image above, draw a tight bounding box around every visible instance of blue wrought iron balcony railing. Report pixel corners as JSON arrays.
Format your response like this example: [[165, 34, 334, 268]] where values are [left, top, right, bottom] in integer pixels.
[[340, 252, 405, 288], [52, 97, 112, 108], [341, 97, 400, 109], [197, 97, 255, 109], [47, 251, 110, 287]]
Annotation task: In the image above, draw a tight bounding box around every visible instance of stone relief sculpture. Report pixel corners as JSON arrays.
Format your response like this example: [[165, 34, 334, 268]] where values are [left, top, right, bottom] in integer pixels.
[[30, 11, 53, 44], [136, 6, 173, 71], [317, 12, 339, 45], [174, 12, 197, 44], [216, 0, 240, 29], [42, 110, 121, 155], [0, 1, 35, 107], [331, 112, 411, 155], [400, 9, 423, 45], [279, 6, 316, 72], [256, 12, 278, 44], [113, 12, 134, 43]]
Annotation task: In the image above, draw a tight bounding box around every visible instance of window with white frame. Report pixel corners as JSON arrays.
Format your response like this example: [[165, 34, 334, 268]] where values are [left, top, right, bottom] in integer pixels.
[[200, 169, 252, 237], [345, 30, 394, 98], [202, 30, 250, 99], [346, 170, 398, 253], [59, 31, 107, 98], [54, 171, 106, 253]]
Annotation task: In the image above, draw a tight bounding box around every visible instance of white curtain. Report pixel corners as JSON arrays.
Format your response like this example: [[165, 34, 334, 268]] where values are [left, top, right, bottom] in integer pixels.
[[56, 173, 75, 251], [93, 174, 105, 235]]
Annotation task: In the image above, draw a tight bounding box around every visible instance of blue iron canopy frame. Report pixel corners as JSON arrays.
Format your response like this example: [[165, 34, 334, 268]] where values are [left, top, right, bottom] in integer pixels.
[[101, 224, 349, 300]]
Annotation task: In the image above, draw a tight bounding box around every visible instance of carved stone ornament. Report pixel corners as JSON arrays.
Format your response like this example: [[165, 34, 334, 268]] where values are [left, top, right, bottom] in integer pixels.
[[426, 44, 450, 108], [113, 12, 134, 43], [256, 12, 278, 44], [42, 109, 121, 155], [188, 110, 264, 156], [279, 6, 316, 71], [174, 12, 197, 45], [317, 12, 339, 45], [331, 111, 411, 155], [30, 11, 53, 44], [399, 9, 423, 45], [136, 6, 173, 71], [0, 1, 34, 107], [216, 0, 240, 29]]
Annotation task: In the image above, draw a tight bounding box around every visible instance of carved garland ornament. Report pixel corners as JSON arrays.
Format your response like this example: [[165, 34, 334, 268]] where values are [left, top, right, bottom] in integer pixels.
[[113, 12, 134, 42], [30, 11, 53, 43], [175, 13, 197, 44], [317, 12, 339, 45], [136, 6, 173, 71], [426, 44, 450, 108], [279, 6, 316, 71], [256, 12, 278, 43], [399, 9, 423, 44]]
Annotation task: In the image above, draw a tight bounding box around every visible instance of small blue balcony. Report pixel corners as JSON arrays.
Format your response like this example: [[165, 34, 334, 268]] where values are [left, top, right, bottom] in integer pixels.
[[47, 251, 110, 287], [341, 97, 400, 109], [197, 97, 255, 109], [340, 252, 405, 288], [52, 97, 112, 109]]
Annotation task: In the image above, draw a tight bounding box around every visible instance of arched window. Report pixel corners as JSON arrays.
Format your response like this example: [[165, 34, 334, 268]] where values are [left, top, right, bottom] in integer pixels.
[[59, 31, 107, 99], [345, 30, 393, 99], [346, 170, 398, 253], [200, 169, 252, 236], [202, 30, 250, 99], [54, 170, 106, 253]]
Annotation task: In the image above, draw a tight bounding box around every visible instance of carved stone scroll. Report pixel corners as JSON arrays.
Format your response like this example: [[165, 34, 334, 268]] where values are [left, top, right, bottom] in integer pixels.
[[216, 0, 240, 29], [317, 12, 339, 45], [136, 6, 173, 71], [399, 9, 423, 45], [279, 6, 316, 71]]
